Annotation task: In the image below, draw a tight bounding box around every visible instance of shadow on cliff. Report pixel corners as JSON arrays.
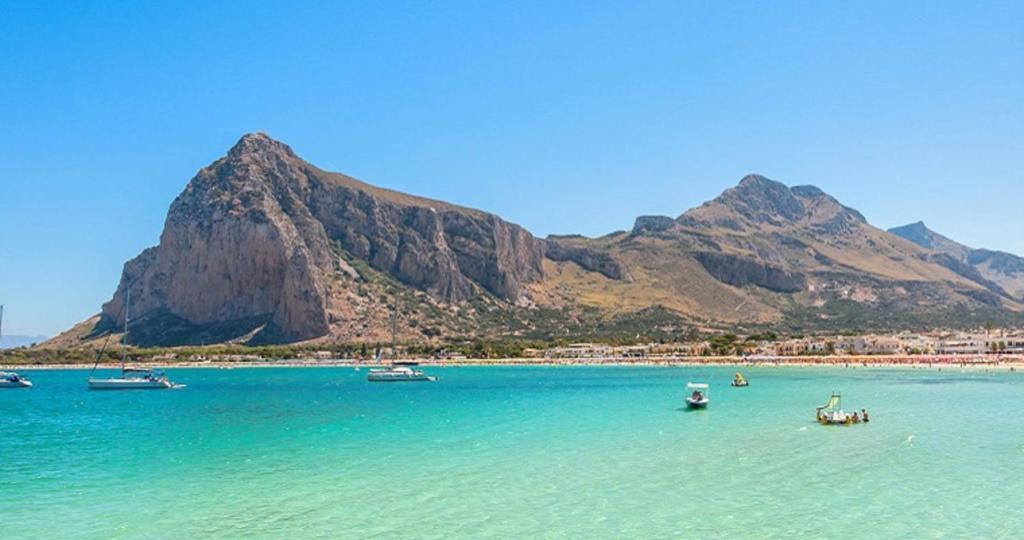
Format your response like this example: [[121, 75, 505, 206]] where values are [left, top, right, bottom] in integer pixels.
[[112, 310, 294, 347]]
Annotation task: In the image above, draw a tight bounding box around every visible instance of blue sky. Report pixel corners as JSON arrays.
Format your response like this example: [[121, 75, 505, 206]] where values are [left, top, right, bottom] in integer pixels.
[[1, 1, 1021, 336]]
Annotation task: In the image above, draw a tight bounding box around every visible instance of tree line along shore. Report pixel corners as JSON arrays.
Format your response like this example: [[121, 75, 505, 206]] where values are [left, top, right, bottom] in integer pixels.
[[6, 328, 1024, 365], [2, 346, 1022, 370]]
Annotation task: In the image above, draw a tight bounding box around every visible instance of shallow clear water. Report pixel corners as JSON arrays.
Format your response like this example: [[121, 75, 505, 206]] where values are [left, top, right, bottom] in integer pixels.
[[1, 366, 1022, 539]]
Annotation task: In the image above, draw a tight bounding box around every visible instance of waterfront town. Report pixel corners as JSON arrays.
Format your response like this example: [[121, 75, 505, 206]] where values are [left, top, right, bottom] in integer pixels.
[[106, 328, 1024, 366], [536, 330, 1024, 361]]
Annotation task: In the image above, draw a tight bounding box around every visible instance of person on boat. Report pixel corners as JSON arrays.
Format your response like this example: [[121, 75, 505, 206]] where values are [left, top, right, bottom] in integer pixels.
[[691, 390, 703, 401], [861, 409, 870, 422]]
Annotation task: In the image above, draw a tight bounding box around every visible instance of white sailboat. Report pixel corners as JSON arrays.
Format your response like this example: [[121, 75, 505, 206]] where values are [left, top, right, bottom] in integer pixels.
[[367, 361, 438, 382], [87, 291, 182, 390], [0, 305, 33, 388], [367, 311, 437, 383]]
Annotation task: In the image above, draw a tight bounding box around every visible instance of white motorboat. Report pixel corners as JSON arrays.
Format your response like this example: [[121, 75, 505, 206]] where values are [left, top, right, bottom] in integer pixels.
[[367, 362, 437, 382], [0, 306, 32, 388], [685, 382, 710, 409], [86, 290, 182, 391], [0, 371, 32, 388]]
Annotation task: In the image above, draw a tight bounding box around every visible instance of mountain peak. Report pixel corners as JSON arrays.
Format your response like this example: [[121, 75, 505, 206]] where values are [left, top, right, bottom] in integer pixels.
[[741, 174, 770, 184], [678, 174, 868, 231], [889, 221, 936, 245], [227, 132, 297, 160], [714, 174, 806, 223], [737, 173, 780, 188], [888, 222, 1024, 300], [889, 221, 967, 254], [895, 220, 928, 231]]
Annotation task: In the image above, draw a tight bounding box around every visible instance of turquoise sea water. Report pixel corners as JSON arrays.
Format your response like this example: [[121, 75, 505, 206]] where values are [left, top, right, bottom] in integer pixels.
[[2, 366, 1022, 539]]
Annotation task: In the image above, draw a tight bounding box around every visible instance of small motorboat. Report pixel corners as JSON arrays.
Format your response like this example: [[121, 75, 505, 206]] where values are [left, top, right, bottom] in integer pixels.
[[731, 372, 749, 387], [685, 382, 709, 409], [367, 361, 437, 382], [0, 371, 32, 388], [0, 307, 31, 388]]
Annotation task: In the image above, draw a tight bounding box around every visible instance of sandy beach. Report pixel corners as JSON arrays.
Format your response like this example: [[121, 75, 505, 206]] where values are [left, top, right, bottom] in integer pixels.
[[5, 354, 1023, 371]]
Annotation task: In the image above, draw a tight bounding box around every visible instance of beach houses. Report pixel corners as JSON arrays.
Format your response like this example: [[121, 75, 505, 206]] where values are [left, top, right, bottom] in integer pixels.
[[545, 343, 613, 359]]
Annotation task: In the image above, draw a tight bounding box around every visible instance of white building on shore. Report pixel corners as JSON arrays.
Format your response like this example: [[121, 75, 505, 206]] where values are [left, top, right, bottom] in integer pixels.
[[938, 335, 1024, 355], [545, 343, 613, 359]]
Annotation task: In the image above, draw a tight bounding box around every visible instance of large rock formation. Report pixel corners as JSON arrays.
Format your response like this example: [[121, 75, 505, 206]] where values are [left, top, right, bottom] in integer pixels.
[[101, 133, 546, 344]]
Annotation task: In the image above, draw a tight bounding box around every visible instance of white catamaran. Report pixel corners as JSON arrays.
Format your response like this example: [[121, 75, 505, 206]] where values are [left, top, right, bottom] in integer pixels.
[[367, 361, 438, 382], [87, 291, 182, 390], [0, 305, 33, 388], [367, 311, 437, 382]]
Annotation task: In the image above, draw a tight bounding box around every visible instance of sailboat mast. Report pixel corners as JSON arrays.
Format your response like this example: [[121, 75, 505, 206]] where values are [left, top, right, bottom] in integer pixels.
[[391, 308, 397, 350], [122, 290, 130, 371], [1, 304, 4, 348]]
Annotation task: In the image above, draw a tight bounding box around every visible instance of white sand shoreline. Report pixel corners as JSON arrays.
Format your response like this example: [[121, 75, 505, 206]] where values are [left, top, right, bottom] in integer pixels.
[[4, 355, 1023, 371]]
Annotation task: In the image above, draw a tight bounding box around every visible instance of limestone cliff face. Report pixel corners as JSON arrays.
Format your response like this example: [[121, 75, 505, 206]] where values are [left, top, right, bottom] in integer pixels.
[[543, 238, 627, 280], [693, 252, 805, 293], [101, 133, 545, 344]]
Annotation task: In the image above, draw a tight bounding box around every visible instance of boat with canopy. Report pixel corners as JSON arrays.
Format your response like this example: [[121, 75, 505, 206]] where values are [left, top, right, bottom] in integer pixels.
[[685, 382, 709, 409]]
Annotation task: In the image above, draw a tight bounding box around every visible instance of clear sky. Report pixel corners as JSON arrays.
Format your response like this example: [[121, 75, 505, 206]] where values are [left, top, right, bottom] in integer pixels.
[[1, 1, 1022, 336]]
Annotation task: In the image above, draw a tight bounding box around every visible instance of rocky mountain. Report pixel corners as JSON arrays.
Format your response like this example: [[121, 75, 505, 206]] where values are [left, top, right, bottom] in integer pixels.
[[71, 134, 545, 346], [538, 174, 1022, 333], [51, 136, 1024, 347], [889, 221, 1024, 300]]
